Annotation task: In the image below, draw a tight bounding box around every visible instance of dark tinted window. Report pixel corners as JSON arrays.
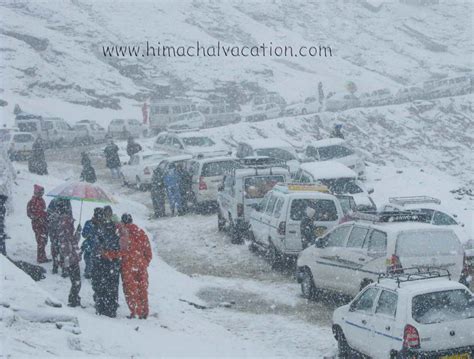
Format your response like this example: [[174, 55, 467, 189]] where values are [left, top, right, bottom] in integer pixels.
[[290, 199, 338, 221], [321, 178, 362, 194], [325, 226, 351, 247], [376, 290, 398, 317], [255, 148, 296, 161], [244, 175, 284, 199], [432, 211, 457, 225], [318, 145, 354, 161], [18, 122, 38, 132], [367, 230, 387, 253], [13, 134, 34, 143], [352, 288, 378, 313], [202, 161, 237, 177]]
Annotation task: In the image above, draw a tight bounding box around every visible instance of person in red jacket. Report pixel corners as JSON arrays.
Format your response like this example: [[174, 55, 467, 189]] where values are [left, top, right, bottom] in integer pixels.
[[27, 185, 50, 263], [103, 213, 152, 319]]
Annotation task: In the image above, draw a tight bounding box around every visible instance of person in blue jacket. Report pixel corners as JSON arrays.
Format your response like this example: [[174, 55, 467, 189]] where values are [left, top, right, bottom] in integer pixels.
[[81, 208, 102, 279], [163, 163, 182, 216]]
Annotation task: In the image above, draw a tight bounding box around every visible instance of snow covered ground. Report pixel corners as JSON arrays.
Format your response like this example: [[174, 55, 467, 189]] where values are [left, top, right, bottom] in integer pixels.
[[2, 144, 472, 357]]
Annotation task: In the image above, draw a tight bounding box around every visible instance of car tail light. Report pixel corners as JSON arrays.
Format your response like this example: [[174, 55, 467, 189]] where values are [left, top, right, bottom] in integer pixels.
[[144, 167, 151, 175], [199, 176, 207, 191], [403, 325, 420, 349], [237, 204, 244, 218], [277, 221, 286, 235], [387, 254, 403, 274]]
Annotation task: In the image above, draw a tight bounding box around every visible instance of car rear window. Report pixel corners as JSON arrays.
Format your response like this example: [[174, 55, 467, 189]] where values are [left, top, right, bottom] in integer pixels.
[[244, 175, 284, 199], [182, 137, 215, 147], [412, 289, 474, 324], [290, 199, 338, 221], [318, 145, 354, 161], [13, 134, 34, 142], [202, 161, 237, 177], [17, 122, 38, 132], [396, 231, 462, 257]]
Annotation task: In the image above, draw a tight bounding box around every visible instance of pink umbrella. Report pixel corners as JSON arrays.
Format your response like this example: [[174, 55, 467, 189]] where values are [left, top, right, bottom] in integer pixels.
[[47, 181, 116, 223]]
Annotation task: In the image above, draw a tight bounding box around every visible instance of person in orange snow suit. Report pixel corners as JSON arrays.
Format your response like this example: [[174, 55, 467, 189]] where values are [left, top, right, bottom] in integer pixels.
[[103, 213, 152, 319], [27, 185, 50, 263]]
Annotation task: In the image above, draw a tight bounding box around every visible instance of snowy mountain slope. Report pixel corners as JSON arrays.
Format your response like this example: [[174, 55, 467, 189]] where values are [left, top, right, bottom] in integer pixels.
[[0, 0, 472, 109]]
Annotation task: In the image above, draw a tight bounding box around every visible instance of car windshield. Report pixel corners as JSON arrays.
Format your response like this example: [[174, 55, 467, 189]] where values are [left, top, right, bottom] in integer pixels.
[[182, 136, 215, 147], [318, 145, 354, 160], [202, 161, 238, 177], [320, 178, 362, 194], [396, 231, 462, 257], [244, 175, 285, 199], [412, 289, 474, 324], [255, 148, 296, 161], [13, 134, 33, 143], [290, 199, 338, 221]]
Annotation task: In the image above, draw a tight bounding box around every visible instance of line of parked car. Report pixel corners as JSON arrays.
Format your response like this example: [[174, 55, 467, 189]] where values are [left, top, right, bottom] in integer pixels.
[[116, 128, 473, 358]]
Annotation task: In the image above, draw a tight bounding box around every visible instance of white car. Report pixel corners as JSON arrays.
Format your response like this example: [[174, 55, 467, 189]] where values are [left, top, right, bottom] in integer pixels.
[[285, 97, 319, 116], [303, 138, 366, 177], [167, 111, 206, 131], [4, 132, 35, 161], [154, 131, 229, 158], [108, 118, 146, 139], [217, 163, 290, 244], [297, 214, 467, 299], [121, 151, 168, 190], [248, 183, 344, 265], [381, 196, 471, 244], [294, 161, 375, 210], [188, 156, 240, 210], [332, 272, 474, 358], [235, 139, 300, 174], [72, 121, 107, 145], [245, 103, 281, 122]]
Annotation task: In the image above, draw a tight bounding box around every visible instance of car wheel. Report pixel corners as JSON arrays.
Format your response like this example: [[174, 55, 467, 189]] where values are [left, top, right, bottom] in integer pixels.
[[229, 219, 243, 244], [335, 328, 352, 359], [268, 241, 282, 269], [217, 212, 226, 231], [300, 268, 316, 299]]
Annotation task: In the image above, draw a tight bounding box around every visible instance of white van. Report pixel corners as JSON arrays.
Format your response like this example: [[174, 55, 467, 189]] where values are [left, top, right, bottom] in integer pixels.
[[248, 183, 344, 265], [5, 132, 35, 161], [297, 214, 467, 299], [149, 99, 196, 132]]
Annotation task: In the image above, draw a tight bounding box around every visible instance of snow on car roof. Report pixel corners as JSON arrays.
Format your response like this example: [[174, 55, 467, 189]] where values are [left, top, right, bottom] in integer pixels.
[[234, 167, 289, 177], [300, 161, 357, 179], [193, 156, 236, 163], [363, 221, 458, 234], [243, 138, 294, 150], [311, 138, 346, 147], [377, 277, 467, 295]]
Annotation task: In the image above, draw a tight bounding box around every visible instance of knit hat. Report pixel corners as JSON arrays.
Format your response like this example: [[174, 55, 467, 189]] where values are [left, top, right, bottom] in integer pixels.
[[34, 184, 44, 195]]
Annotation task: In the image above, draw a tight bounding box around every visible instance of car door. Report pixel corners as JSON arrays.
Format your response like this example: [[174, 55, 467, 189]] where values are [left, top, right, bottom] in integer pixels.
[[336, 225, 371, 295], [312, 224, 352, 290], [344, 287, 379, 356], [249, 192, 271, 244], [259, 194, 278, 244], [370, 289, 400, 358]]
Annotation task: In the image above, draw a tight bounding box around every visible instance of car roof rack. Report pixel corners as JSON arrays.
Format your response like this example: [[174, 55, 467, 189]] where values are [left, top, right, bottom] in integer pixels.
[[349, 210, 431, 223], [389, 196, 441, 206], [378, 267, 451, 287]]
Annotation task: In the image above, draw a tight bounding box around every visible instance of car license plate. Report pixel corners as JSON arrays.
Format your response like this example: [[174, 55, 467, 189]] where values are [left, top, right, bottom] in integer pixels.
[[440, 354, 471, 359]]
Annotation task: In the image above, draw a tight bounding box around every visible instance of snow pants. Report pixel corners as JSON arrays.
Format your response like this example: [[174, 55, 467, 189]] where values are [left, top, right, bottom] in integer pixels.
[[67, 263, 81, 307], [32, 219, 48, 263], [151, 189, 166, 217], [122, 268, 149, 318], [50, 234, 62, 272], [92, 258, 120, 317]]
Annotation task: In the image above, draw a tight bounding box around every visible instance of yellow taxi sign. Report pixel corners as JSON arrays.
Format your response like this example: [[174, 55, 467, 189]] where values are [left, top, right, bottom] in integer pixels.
[[287, 184, 329, 193]]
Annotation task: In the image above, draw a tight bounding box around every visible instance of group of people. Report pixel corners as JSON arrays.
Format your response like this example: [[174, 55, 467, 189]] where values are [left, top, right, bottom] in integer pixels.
[[150, 162, 192, 218], [26, 185, 152, 319]]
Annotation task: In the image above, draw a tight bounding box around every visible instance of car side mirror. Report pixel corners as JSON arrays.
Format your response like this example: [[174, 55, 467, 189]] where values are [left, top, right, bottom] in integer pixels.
[[349, 302, 357, 312], [314, 237, 325, 248], [368, 187, 374, 194]]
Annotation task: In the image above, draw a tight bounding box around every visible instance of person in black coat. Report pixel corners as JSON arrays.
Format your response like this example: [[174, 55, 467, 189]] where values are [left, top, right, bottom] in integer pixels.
[[92, 206, 121, 317], [80, 152, 97, 183], [104, 140, 122, 179], [176, 163, 192, 215], [150, 167, 166, 218], [126, 137, 142, 163], [28, 137, 48, 175], [0, 194, 8, 256], [301, 206, 317, 249]]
